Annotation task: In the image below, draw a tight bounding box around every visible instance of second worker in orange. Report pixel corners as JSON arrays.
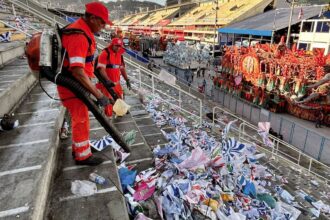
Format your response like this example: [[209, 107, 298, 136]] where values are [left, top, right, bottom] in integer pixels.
[[96, 38, 131, 117]]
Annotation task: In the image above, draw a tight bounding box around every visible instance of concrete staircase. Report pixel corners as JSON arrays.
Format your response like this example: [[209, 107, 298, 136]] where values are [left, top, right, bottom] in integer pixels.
[[45, 94, 170, 220], [0, 2, 67, 219], [0, 53, 65, 219]]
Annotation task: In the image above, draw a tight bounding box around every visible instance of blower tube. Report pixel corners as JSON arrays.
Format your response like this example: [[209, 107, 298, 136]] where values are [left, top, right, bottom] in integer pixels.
[[37, 30, 130, 153]]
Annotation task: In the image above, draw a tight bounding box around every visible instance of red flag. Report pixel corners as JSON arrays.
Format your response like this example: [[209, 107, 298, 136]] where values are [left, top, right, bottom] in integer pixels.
[[298, 7, 303, 20]]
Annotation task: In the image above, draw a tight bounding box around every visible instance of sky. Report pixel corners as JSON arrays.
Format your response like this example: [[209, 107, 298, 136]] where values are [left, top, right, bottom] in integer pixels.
[[100, 0, 166, 6]]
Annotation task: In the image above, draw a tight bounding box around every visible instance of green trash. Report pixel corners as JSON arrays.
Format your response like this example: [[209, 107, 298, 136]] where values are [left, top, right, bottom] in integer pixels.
[[257, 193, 276, 209], [124, 130, 136, 146]]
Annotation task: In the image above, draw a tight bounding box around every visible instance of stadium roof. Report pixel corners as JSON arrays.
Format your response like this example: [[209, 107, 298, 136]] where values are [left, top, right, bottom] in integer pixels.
[[218, 6, 323, 37]]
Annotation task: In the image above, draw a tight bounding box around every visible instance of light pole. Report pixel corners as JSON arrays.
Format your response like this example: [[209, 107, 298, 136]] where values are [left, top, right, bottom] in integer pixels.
[[213, 0, 219, 58], [286, 0, 296, 47]]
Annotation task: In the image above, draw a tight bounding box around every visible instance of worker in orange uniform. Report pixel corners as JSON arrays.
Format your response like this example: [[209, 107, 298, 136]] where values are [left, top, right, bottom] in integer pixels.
[[57, 2, 113, 166], [96, 38, 131, 117]]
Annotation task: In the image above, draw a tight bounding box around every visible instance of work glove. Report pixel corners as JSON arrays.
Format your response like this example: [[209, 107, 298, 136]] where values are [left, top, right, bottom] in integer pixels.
[[97, 96, 113, 107], [104, 80, 115, 88], [126, 79, 132, 90]]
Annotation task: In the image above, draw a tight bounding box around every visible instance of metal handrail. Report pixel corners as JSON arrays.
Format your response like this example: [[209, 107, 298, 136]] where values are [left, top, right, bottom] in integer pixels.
[[212, 106, 330, 185], [9, 0, 69, 27], [0, 19, 32, 37], [124, 58, 203, 124]]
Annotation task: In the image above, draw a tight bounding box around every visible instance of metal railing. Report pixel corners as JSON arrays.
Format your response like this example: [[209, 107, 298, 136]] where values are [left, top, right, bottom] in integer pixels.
[[8, 0, 69, 27], [212, 87, 330, 164], [0, 19, 32, 37], [124, 48, 149, 63], [212, 106, 330, 185], [124, 58, 203, 124]]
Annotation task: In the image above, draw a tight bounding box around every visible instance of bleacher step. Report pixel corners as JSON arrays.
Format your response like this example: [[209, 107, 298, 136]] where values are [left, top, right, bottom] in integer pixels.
[[46, 94, 169, 220], [0, 82, 65, 219], [0, 58, 36, 116], [0, 42, 25, 68]]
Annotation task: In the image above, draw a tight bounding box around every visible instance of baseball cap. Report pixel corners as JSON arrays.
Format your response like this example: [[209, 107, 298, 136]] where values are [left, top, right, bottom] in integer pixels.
[[111, 38, 123, 47], [85, 2, 113, 25]]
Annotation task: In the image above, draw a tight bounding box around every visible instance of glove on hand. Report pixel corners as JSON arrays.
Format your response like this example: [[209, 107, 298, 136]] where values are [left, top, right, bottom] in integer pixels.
[[126, 80, 132, 90], [97, 96, 112, 107], [104, 80, 115, 88]]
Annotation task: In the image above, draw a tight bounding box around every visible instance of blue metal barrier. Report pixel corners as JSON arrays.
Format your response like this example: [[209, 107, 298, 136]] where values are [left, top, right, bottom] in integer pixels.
[[125, 48, 149, 63]]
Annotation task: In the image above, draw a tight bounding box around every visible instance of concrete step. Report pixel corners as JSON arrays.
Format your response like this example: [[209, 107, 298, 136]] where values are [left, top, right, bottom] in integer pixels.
[[0, 82, 65, 219], [0, 42, 25, 67], [46, 94, 168, 220], [0, 57, 37, 116], [46, 108, 130, 220]]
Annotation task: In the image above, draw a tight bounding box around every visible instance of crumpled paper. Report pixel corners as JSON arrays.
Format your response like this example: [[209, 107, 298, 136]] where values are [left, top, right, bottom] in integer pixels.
[[120, 93, 329, 220]]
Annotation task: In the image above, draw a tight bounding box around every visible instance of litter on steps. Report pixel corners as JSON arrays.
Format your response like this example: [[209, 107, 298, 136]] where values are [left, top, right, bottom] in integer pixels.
[[117, 93, 330, 220]]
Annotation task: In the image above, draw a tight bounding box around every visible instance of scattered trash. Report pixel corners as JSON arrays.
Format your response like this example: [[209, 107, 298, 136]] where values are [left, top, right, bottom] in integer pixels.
[[113, 99, 131, 116], [257, 122, 274, 148], [0, 114, 19, 131], [89, 173, 108, 185], [60, 120, 69, 139], [71, 180, 97, 197], [90, 135, 120, 151], [311, 180, 319, 187], [134, 213, 153, 220], [118, 94, 329, 219], [159, 69, 176, 85], [119, 167, 137, 191], [124, 130, 137, 146], [133, 181, 156, 201]]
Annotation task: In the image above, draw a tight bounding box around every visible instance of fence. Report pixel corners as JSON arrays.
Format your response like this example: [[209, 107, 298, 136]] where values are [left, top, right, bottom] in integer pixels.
[[125, 48, 149, 64], [124, 58, 203, 124], [212, 87, 330, 165], [212, 105, 330, 185]]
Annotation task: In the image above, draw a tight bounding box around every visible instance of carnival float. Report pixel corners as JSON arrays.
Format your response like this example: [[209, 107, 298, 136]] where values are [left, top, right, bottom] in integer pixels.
[[214, 37, 330, 125], [163, 42, 211, 69]]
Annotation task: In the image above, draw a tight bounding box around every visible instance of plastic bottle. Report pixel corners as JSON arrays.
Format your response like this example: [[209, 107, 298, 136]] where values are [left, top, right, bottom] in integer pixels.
[[64, 121, 69, 130], [89, 173, 108, 185]]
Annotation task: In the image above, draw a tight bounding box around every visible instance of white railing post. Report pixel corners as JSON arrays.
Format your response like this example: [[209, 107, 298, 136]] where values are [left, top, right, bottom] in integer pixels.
[[138, 67, 142, 88], [242, 123, 245, 139], [152, 76, 155, 94], [271, 138, 276, 157], [199, 100, 203, 124], [239, 122, 244, 142], [297, 152, 301, 165], [179, 90, 182, 108], [275, 140, 280, 160], [308, 159, 313, 172]]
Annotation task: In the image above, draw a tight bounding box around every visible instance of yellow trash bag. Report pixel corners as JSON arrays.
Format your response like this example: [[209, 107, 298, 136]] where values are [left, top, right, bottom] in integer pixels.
[[113, 99, 131, 116]]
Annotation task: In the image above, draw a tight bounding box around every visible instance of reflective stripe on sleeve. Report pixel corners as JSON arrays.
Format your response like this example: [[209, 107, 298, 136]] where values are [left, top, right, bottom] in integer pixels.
[[69, 57, 85, 65], [97, 63, 106, 69]]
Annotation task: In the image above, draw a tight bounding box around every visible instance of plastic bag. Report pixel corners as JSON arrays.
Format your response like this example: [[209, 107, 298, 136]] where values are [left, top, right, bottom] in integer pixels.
[[71, 180, 97, 197], [119, 167, 137, 190], [124, 130, 137, 146], [159, 69, 176, 85], [113, 99, 131, 116]]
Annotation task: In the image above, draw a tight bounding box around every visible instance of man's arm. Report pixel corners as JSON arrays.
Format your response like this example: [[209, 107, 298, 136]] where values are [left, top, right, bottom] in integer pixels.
[[71, 66, 104, 99], [120, 67, 129, 82], [120, 56, 129, 81], [98, 67, 112, 83]]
